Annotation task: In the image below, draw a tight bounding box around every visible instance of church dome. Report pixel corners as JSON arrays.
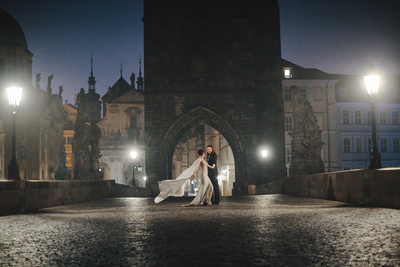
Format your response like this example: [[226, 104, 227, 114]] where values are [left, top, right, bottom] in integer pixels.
[[0, 8, 28, 49]]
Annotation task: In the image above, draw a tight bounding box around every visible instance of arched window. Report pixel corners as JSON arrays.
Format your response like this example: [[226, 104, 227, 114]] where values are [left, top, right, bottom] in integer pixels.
[[125, 107, 142, 141], [130, 111, 137, 129]]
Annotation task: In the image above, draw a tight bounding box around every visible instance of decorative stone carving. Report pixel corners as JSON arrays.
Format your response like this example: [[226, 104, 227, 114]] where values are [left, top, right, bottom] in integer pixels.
[[58, 85, 63, 97], [289, 87, 324, 176], [35, 73, 41, 89], [47, 74, 54, 94]]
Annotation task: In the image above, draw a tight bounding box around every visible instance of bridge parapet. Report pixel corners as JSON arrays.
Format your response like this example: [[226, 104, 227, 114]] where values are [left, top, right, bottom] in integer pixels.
[[258, 168, 400, 209]]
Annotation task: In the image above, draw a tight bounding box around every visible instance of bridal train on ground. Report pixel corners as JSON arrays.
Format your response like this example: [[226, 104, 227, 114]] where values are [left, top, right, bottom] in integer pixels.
[[154, 156, 214, 205]]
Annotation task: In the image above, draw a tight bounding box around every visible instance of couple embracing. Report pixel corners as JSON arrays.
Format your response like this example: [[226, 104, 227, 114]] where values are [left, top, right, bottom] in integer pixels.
[[154, 145, 220, 206]]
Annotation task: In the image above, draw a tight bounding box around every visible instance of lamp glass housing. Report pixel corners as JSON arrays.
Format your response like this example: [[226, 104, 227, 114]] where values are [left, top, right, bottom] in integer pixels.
[[130, 151, 138, 159], [7, 86, 23, 106], [364, 75, 380, 95]]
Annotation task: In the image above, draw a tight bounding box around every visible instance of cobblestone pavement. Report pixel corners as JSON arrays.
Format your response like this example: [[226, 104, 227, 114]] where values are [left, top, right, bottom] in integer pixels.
[[1, 195, 400, 266]]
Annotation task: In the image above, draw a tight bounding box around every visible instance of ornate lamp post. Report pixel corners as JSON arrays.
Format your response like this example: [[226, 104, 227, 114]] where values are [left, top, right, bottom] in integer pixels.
[[364, 73, 381, 169], [7, 86, 22, 180], [260, 149, 269, 183], [130, 150, 138, 186]]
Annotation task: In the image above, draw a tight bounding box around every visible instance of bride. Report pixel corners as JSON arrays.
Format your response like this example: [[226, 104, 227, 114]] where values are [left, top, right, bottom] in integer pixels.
[[154, 149, 215, 206]]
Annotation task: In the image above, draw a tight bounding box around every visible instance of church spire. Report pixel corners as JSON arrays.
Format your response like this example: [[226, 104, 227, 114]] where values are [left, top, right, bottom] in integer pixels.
[[120, 63, 123, 78], [136, 55, 144, 91], [88, 54, 96, 91]]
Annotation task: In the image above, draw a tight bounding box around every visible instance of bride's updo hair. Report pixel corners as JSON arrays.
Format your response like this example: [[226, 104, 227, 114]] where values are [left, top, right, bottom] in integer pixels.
[[197, 149, 205, 156]]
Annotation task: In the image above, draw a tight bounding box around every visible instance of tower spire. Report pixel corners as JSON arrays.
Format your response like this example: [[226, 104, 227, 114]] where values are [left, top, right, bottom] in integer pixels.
[[139, 56, 142, 76], [136, 55, 144, 91], [88, 54, 96, 91], [120, 63, 123, 78], [90, 53, 93, 77]]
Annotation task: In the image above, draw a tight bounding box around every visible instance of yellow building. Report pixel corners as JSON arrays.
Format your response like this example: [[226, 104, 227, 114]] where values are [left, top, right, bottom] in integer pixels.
[[63, 103, 77, 169]]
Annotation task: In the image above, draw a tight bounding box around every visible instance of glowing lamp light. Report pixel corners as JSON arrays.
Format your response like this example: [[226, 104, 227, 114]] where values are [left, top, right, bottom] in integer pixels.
[[7, 86, 23, 106], [130, 150, 138, 159], [261, 149, 269, 159], [364, 74, 380, 95], [143, 176, 147, 181]]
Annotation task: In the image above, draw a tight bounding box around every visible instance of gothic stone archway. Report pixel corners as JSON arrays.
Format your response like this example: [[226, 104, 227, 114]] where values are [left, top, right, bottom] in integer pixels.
[[160, 107, 243, 191]]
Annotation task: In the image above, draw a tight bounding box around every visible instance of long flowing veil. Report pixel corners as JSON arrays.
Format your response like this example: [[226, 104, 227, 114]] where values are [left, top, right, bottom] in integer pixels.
[[154, 157, 202, 203]]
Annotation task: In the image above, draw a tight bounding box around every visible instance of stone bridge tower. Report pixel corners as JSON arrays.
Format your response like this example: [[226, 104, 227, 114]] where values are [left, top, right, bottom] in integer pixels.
[[144, 0, 286, 194]]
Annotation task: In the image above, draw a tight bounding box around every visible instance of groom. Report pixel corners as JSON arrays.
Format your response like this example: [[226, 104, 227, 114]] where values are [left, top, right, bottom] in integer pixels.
[[206, 145, 220, 204]]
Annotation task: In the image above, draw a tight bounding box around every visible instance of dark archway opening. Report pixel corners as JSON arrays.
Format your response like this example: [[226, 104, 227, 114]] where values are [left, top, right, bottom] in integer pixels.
[[171, 123, 235, 196]]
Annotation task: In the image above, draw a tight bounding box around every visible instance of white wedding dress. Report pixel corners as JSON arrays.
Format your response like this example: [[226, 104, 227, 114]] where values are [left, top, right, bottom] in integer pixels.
[[154, 157, 214, 205]]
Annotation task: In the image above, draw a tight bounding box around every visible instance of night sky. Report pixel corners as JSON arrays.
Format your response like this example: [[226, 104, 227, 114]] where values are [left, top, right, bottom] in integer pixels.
[[2, 0, 400, 104]]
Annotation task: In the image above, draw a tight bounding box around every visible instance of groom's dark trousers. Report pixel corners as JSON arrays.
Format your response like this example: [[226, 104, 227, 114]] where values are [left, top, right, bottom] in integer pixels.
[[207, 153, 220, 204]]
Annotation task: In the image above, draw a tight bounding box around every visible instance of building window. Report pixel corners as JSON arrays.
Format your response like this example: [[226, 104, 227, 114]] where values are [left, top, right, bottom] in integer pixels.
[[354, 110, 362, 125], [393, 138, 400, 152], [367, 110, 371, 125], [343, 138, 351, 153], [381, 138, 388, 153], [286, 148, 291, 163], [342, 110, 350, 125], [392, 111, 399, 125], [355, 137, 363, 153], [65, 136, 72, 145], [285, 116, 292, 131], [284, 88, 291, 101], [284, 68, 292, 78], [379, 111, 387, 125], [130, 111, 138, 129]]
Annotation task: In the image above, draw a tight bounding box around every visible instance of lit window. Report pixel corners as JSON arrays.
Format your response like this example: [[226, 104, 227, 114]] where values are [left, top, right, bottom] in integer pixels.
[[284, 68, 291, 78], [343, 138, 351, 153], [342, 110, 350, 125]]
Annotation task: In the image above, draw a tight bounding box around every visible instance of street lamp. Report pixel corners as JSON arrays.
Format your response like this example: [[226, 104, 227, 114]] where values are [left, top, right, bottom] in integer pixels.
[[261, 149, 269, 159], [7, 86, 23, 180], [260, 149, 269, 183], [364, 73, 381, 169], [130, 150, 138, 186]]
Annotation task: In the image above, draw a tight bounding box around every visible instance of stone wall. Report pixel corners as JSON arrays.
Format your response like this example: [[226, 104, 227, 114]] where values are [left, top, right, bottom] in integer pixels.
[[258, 168, 400, 209], [1, 180, 114, 215]]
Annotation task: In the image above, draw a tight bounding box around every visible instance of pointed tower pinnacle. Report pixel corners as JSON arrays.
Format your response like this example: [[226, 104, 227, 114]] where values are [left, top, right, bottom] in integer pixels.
[[136, 55, 144, 91], [120, 63, 123, 78], [88, 53, 96, 91]]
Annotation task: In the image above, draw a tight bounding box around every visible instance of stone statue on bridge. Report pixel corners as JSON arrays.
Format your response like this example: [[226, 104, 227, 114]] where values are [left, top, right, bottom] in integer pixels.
[[47, 74, 54, 94], [289, 86, 324, 176], [72, 88, 102, 180]]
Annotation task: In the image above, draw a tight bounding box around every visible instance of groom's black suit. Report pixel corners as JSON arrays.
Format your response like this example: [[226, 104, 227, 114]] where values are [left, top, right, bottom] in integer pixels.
[[207, 153, 220, 204]]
